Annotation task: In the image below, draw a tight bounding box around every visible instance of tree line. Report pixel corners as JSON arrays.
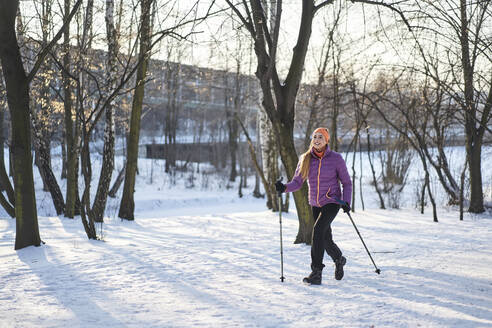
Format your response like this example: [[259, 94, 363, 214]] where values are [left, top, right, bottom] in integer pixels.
[[0, 0, 490, 249]]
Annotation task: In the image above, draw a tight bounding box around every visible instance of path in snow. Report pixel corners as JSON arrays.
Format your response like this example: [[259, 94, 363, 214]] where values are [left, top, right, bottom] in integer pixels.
[[1, 196, 491, 327]]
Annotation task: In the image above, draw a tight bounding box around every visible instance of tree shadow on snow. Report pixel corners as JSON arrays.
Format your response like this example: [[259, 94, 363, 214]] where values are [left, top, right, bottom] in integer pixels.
[[342, 261, 492, 327], [17, 245, 126, 327]]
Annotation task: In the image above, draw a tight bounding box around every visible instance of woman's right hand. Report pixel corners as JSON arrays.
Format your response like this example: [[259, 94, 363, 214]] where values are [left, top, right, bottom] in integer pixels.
[[275, 179, 286, 193]]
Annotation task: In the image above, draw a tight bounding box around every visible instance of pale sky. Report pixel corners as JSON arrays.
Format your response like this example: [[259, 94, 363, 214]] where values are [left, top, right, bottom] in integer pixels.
[[183, 0, 417, 84], [19, 0, 485, 86]]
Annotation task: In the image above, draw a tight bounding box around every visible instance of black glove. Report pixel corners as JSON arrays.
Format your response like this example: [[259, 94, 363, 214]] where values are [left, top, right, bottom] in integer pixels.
[[340, 200, 351, 213], [275, 179, 286, 194]]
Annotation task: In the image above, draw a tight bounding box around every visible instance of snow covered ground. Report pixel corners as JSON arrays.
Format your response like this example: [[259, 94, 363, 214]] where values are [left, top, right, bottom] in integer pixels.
[[1, 148, 492, 327]]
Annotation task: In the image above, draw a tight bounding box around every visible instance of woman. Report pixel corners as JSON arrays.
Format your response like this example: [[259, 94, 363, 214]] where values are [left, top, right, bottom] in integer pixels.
[[276, 127, 352, 285]]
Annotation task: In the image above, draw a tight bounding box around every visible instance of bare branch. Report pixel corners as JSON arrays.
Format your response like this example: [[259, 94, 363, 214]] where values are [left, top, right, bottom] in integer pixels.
[[234, 112, 270, 197], [478, 75, 492, 137], [351, 0, 412, 31], [26, 0, 82, 84], [225, 0, 255, 36], [266, 0, 281, 84], [314, 0, 336, 12]]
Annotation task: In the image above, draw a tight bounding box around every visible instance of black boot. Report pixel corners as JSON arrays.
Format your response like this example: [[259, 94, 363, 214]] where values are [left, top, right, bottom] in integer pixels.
[[303, 264, 324, 285], [334, 256, 346, 280]]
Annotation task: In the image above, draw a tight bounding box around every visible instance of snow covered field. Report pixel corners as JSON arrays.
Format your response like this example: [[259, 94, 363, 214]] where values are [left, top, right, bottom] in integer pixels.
[[1, 148, 492, 327]]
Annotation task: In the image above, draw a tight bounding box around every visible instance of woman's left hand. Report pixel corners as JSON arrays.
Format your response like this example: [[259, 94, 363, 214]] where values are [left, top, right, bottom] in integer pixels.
[[340, 201, 350, 213]]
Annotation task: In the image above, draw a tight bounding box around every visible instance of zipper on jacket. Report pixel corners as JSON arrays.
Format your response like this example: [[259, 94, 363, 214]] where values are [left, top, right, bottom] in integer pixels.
[[316, 157, 322, 206]]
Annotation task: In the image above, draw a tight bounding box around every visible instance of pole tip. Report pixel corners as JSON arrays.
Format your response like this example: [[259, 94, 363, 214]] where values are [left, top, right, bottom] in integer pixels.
[[280, 276, 285, 282], [375, 269, 381, 274]]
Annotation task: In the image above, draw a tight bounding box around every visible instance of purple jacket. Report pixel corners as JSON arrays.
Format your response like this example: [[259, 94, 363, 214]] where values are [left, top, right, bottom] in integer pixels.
[[285, 147, 352, 207]]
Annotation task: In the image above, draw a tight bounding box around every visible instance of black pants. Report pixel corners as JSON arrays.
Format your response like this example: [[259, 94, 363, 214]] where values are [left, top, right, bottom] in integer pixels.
[[311, 203, 342, 269]]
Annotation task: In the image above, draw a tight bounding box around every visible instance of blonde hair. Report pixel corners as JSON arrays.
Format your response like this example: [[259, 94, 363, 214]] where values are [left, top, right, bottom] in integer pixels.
[[299, 128, 330, 179], [299, 146, 313, 180]]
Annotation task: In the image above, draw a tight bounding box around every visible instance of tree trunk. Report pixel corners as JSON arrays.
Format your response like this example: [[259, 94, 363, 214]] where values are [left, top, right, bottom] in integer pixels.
[[63, 0, 77, 218], [229, 66, 243, 182], [61, 137, 67, 179], [251, 0, 316, 243], [330, 76, 339, 151], [258, 107, 277, 210], [460, 0, 485, 213], [0, 104, 15, 204], [459, 161, 467, 221], [253, 118, 263, 198], [80, 132, 97, 239], [68, 0, 92, 220], [164, 62, 179, 173], [224, 72, 238, 182], [425, 169, 438, 222], [358, 138, 365, 211], [92, 98, 115, 221], [92, 0, 118, 222], [0, 0, 40, 249], [467, 144, 483, 212], [0, 109, 15, 217], [34, 140, 49, 192], [276, 122, 312, 244], [0, 118, 15, 216], [9, 143, 13, 177], [421, 144, 460, 204], [65, 141, 80, 218], [350, 133, 358, 212], [34, 138, 65, 215], [118, 0, 153, 220], [419, 173, 426, 214], [366, 126, 385, 209], [238, 156, 243, 198], [236, 112, 270, 202], [416, 148, 438, 222], [31, 64, 65, 214], [228, 128, 238, 182], [109, 162, 125, 198]]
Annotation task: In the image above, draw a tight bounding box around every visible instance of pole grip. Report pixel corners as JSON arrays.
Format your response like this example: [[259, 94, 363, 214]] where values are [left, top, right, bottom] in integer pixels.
[[276, 177, 283, 197]]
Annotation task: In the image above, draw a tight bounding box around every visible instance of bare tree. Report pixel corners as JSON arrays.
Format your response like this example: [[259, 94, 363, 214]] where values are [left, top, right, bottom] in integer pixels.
[[26, 0, 66, 215], [258, 104, 280, 211], [0, 68, 15, 211], [455, 0, 491, 213], [0, 0, 81, 249], [68, 0, 152, 233], [118, 0, 154, 221], [348, 70, 375, 211], [119, 0, 216, 220], [363, 121, 385, 209], [225, 0, 409, 243], [404, 0, 492, 213], [297, 4, 344, 151], [0, 72, 15, 217], [162, 49, 182, 175], [363, 73, 440, 221], [380, 129, 413, 209], [223, 69, 239, 182], [91, 0, 121, 222], [63, 0, 79, 219]]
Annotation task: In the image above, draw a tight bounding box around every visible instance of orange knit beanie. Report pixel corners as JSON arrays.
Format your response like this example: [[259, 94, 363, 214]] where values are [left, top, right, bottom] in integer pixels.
[[313, 127, 330, 143]]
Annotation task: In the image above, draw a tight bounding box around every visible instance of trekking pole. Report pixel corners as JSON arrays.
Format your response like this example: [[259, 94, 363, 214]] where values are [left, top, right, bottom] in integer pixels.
[[278, 178, 285, 282], [334, 197, 381, 275]]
